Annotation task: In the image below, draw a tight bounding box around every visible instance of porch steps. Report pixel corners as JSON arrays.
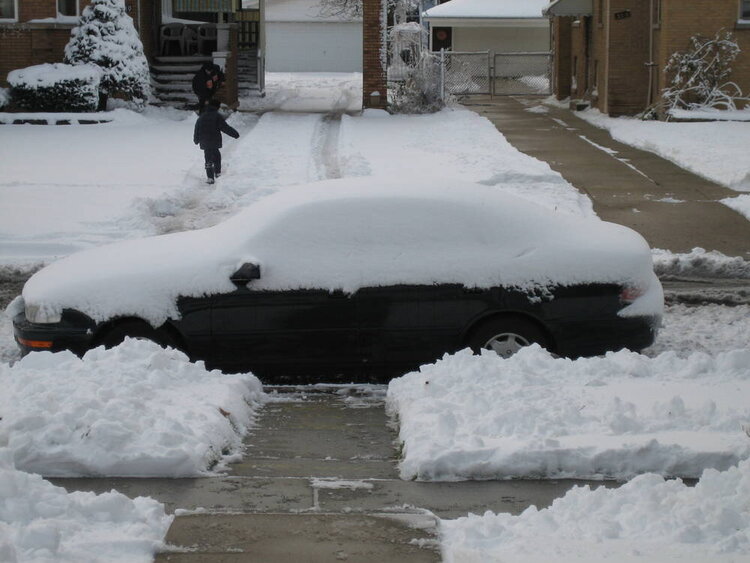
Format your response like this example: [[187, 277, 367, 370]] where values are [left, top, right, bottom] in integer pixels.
[[150, 55, 210, 108]]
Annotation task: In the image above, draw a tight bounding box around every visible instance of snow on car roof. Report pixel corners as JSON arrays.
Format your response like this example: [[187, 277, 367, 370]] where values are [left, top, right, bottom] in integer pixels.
[[23, 176, 658, 326], [424, 0, 549, 20]]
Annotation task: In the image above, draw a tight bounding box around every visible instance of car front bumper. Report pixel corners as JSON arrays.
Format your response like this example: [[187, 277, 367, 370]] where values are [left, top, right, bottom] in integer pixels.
[[13, 311, 96, 356]]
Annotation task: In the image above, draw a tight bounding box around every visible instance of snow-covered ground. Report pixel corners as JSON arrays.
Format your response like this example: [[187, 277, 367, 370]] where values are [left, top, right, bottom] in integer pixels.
[[1, 449, 173, 563], [441, 458, 750, 562], [574, 108, 750, 192]]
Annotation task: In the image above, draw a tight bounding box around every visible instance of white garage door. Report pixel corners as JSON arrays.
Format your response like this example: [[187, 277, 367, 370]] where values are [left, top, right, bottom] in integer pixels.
[[266, 22, 363, 72]]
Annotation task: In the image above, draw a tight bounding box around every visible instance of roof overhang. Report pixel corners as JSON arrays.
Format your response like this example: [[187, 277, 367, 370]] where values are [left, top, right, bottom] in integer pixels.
[[542, 0, 593, 17], [421, 16, 549, 29]]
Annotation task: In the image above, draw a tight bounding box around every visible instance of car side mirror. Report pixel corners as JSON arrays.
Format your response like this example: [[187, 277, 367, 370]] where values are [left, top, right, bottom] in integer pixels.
[[230, 263, 261, 286]]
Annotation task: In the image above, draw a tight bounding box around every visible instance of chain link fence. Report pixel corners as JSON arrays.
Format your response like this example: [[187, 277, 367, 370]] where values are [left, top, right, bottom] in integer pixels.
[[492, 52, 551, 96], [441, 51, 491, 96]]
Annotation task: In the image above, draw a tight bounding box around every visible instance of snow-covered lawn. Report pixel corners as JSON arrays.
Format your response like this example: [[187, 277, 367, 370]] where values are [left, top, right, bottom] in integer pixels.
[[575, 109, 750, 193]]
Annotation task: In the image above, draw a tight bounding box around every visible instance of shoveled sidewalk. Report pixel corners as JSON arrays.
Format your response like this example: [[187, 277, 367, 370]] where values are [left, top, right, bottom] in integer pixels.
[[463, 96, 750, 258]]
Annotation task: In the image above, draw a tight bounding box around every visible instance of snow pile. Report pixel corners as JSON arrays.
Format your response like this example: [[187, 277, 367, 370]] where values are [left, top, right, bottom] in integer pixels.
[[22, 177, 658, 326], [338, 107, 594, 217], [653, 247, 750, 278], [387, 346, 750, 481], [0, 339, 266, 477], [441, 459, 750, 563], [723, 194, 750, 222], [425, 0, 549, 19], [576, 109, 750, 192], [0, 450, 172, 563]]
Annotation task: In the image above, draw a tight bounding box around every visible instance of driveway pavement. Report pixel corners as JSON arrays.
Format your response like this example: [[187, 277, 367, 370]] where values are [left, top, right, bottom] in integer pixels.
[[463, 96, 750, 258]]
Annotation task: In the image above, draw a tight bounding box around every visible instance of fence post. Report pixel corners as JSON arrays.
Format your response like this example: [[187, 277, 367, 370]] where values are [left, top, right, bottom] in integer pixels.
[[440, 48, 445, 101], [489, 51, 494, 98]]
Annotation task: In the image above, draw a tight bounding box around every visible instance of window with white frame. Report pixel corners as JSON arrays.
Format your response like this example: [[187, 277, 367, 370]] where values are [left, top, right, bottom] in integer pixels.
[[0, 0, 17, 21], [58, 0, 78, 17], [742, 0, 750, 19]]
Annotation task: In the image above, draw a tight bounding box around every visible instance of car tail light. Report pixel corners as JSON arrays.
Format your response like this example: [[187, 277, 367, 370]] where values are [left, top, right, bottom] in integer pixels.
[[620, 285, 646, 304]]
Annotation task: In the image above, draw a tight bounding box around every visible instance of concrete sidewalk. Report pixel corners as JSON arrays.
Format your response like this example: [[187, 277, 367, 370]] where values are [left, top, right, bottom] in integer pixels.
[[463, 96, 750, 258]]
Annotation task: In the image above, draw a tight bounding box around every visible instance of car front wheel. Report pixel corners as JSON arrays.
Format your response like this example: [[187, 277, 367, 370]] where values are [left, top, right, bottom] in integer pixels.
[[468, 317, 550, 359]]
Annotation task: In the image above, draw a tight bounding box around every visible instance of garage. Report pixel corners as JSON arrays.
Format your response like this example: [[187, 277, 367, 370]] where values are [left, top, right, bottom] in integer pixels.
[[265, 0, 363, 72]]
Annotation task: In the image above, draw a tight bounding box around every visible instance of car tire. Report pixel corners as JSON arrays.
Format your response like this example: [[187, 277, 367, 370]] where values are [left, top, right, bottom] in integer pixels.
[[468, 316, 550, 359], [98, 320, 179, 351]]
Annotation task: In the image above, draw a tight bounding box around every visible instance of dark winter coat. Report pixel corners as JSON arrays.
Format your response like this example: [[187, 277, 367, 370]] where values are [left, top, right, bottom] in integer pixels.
[[193, 105, 239, 150], [192, 63, 225, 100]]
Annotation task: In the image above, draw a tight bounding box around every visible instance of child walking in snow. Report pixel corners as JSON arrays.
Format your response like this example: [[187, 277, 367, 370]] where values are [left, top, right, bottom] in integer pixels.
[[193, 99, 239, 184]]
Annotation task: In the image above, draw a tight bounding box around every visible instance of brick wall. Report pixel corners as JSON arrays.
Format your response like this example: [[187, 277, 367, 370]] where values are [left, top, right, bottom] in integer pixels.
[[659, 0, 750, 108], [605, 0, 650, 116], [362, 0, 386, 109]]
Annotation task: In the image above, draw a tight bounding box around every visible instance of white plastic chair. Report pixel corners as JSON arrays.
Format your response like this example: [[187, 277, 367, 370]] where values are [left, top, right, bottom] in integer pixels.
[[182, 26, 199, 56], [160, 24, 185, 56], [197, 24, 217, 55]]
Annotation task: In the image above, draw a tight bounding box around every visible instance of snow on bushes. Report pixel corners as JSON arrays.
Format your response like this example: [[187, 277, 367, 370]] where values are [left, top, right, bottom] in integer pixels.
[[0, 339, 266, 477], [0, 449, 172, 563], [64, 0, 151, 110], [441, 458, 750, 562], [387, 346, 750, 481], [7, 64, 102, 113]]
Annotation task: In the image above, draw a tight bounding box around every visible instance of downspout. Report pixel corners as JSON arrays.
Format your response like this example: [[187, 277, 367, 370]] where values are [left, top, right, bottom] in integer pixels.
[[646, 0, 656, 108]]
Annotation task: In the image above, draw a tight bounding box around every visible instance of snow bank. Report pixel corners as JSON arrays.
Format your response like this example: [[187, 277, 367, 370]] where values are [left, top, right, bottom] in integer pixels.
[[652, 247, 750, 278], [239, 72, 362, 112], [387, 346, 750, 481], [576, 109, 750, 192], [23, 177, 658, 326], [0, 450, 172, 563], [0, 339, 266, 477], [441, 458, 750, 563]]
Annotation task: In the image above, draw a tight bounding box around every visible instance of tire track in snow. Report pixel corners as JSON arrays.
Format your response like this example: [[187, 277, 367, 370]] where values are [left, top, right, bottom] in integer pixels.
[[311, 114, 343, 180]]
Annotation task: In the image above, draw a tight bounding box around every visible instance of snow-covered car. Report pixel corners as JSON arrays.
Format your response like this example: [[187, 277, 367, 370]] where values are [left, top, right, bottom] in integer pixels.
[[12, 177, 663, 381]]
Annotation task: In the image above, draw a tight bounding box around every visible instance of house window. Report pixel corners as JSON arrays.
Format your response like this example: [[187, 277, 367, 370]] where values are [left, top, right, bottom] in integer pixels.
[[742, 0, 750, 19], [0, 0, 17, 21], [58, 0, 78, 17]]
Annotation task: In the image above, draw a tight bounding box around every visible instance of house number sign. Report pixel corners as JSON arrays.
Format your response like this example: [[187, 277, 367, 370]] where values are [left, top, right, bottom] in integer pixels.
[[614, 10, 631, 20]]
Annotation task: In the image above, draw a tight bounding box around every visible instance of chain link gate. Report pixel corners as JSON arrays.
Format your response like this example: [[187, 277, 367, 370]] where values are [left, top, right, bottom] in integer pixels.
[[492, 52, 552, 96], [440, 51, 492, 97]]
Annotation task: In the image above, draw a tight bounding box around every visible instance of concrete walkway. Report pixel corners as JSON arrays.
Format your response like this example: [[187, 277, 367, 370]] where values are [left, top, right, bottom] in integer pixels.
[[463, 96, 750, 258]]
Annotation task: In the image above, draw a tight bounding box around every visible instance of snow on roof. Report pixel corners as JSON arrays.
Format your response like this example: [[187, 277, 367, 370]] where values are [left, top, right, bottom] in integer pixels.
[[23, 176, 659, 326], [424, 0, 549, 19]]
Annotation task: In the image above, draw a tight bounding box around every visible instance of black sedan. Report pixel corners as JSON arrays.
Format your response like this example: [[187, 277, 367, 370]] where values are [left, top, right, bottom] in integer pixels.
[[13, 178, 663, 382]]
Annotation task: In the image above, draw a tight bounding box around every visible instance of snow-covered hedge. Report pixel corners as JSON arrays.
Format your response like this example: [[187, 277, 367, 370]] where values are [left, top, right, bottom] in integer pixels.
[[7, 63, 102, 112]]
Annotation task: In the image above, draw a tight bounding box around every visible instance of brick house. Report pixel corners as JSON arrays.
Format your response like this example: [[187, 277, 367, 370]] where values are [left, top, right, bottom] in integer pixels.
[[0, 0, 387, 109], [544, 0, 750, 116]]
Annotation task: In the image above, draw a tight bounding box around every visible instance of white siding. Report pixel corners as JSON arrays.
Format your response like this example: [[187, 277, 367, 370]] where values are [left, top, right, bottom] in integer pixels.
[[452, 26, 549, 53], [266, 22, 363, 72]]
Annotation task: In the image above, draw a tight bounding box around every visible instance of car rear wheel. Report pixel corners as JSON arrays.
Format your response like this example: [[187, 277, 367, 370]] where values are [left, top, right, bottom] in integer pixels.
[[98, 320, 179, 351], [468, 317, 550, 359]]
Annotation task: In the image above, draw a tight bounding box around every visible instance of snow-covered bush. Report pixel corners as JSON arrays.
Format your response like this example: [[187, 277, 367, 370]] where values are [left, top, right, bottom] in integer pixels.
[[7, 63, 102, 112], [388, 23, 443, 114], [64, 0, 151, 110], [662, 29, 749, 114]]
